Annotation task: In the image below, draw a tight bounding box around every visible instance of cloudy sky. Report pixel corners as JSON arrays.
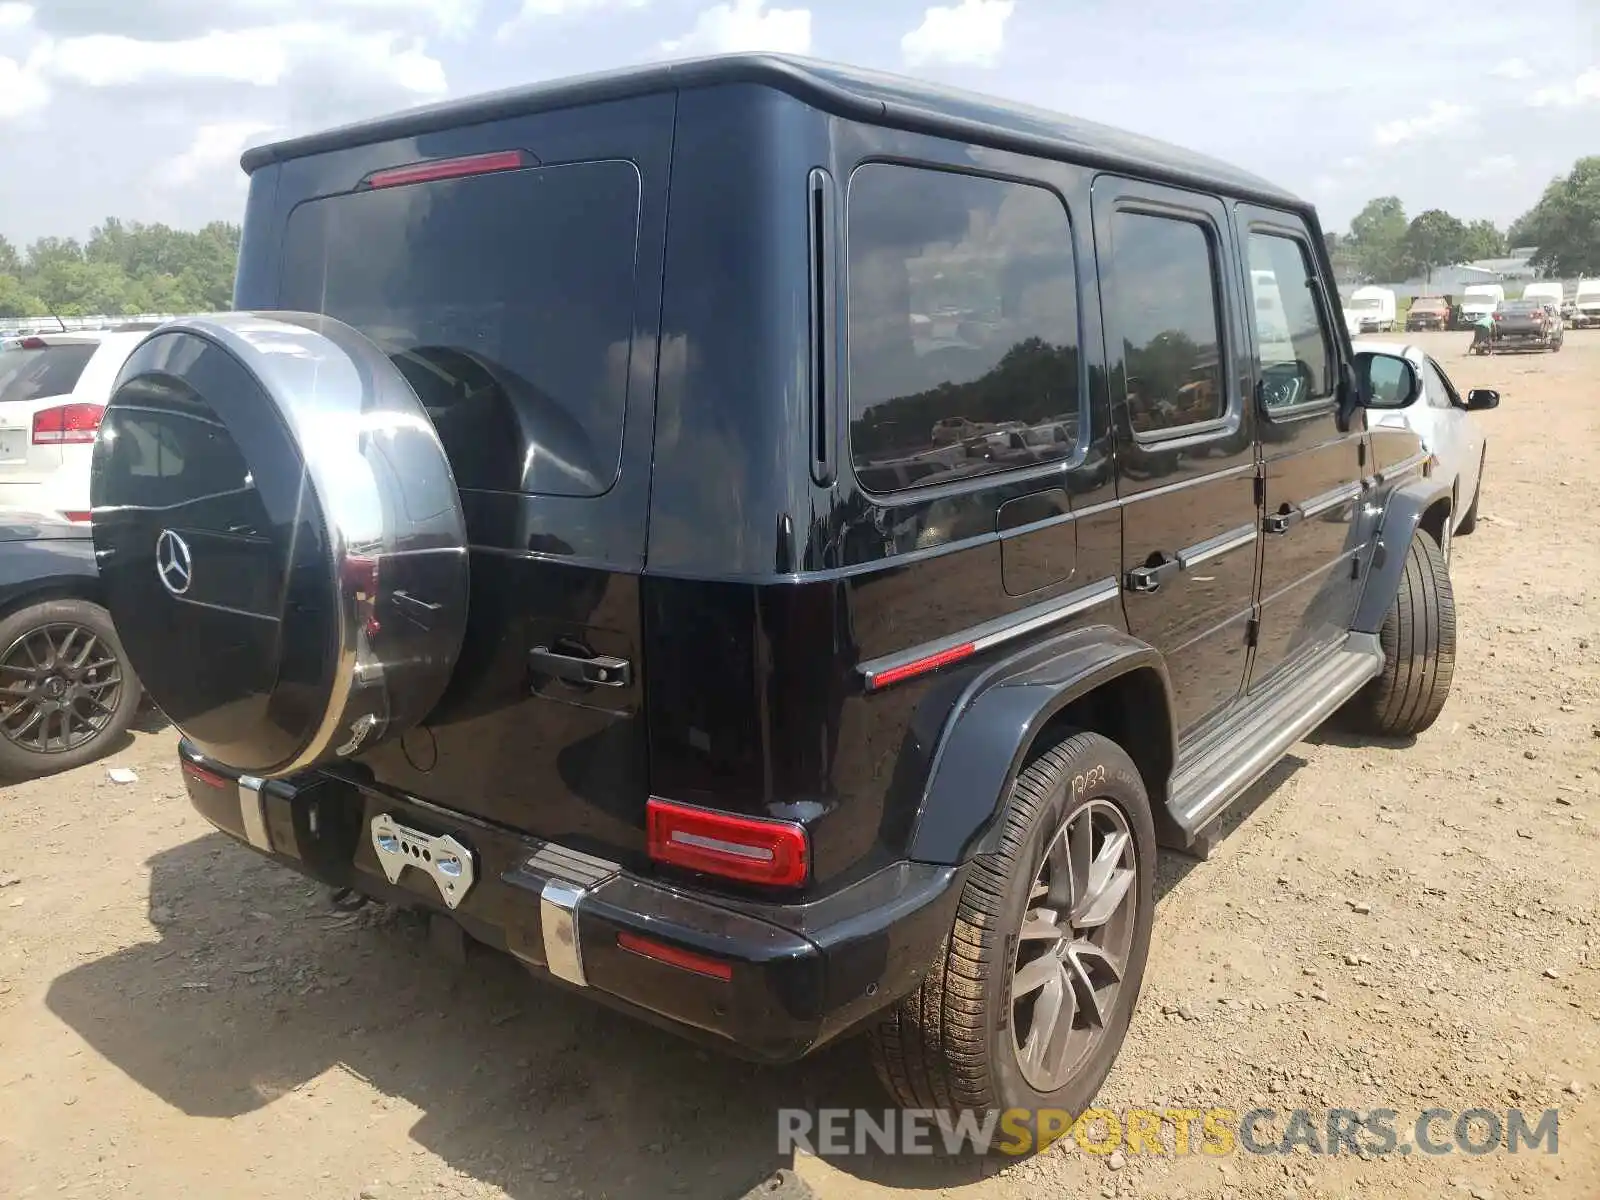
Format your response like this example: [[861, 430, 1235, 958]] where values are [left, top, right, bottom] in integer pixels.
[[1, 0, 1596, 245]]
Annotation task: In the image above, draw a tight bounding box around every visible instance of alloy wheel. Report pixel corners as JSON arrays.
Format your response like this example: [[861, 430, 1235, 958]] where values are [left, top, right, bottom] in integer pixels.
[[0, 622, 124, 755], [1010, 798, 1139, 1092]]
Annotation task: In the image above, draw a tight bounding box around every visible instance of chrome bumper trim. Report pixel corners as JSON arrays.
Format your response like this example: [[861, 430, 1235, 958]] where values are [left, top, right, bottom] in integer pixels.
[[514, 842, 623, 988], [237, 775, 272, 853]]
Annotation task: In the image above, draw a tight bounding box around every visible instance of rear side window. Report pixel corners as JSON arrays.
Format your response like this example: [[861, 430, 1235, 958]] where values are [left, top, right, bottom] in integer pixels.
[[846, 164, 1080, 494], [280, 160, 642, 498], [1103, 212, 1226, 437], [0, 343, 97, 405]]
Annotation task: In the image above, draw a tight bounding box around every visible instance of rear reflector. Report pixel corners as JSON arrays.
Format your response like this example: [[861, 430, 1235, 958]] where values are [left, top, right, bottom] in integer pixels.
[[32, 403, 104, 445], [364, 150, 530, 190], [181, 759, 230, 789], [616, 932, 734, 981], [646, 797, 808, 887]]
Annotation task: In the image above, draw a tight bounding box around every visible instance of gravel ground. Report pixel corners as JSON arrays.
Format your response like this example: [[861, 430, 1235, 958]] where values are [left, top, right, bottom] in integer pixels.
[[1, 331, 1596, 1200]]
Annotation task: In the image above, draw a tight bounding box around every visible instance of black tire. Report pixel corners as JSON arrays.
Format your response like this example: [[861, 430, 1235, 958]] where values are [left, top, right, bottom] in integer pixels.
[[0, 597, 140, 779], [1347, 531, 1456, 736], [868, 731, 1155, 1125], [1457, 456, 1483, 536]]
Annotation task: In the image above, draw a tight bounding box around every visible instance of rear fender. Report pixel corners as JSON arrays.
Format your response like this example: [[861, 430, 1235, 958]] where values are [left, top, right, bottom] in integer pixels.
[[1353, 476, 1452, 634], [906, 625, 1178, 864]]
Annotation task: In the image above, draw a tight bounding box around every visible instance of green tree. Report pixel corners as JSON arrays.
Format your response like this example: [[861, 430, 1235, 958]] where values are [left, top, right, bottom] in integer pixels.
[[1511, 156, 1600, 276], [0, 274, 45, 319], [1403, 209, 1469, 282], [1347, 196, 1409, 281], [0, 236, 21, 278], [1459, 219, 1505, 262]]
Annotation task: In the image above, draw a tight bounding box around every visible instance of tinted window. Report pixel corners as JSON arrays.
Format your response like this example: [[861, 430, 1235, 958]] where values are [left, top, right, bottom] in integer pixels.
[[280, 160, 642, 498], [0, 343, 97, 404], [1104, 213, 1225, 436], [846, 164, 1080, 493], [1246, 233, 1334, 409]]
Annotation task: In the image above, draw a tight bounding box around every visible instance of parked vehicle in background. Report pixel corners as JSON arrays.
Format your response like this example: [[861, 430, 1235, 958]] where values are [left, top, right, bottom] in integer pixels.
[[1354, 339, 1496, 545], [1570, 279, 1600, 328], [1457, 283, 1504, 328], [1405, 295, 1451, 332], [0, 330, 166, 522], [1348, 285, 1396, 332], [0, 508, 140, 777], [1521, 281, 1564, 309], [90, 53, 1467, 1121], [1492, 298, 1564, 352]]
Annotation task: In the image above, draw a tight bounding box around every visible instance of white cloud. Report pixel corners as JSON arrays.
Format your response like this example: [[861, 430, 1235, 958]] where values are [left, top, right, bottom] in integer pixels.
[[1372, 101, 1469, 147], [1528, 68, 1600, 108], [1465, 153, 1516, 180], [661, 0, 811, 56], [0, 50, 48, 118], [161, 120, 278, 187], [902, 0, 1013, 68], [0, 2, 32, 34], [41, 24, 446, 96], [497, 0, 648, 42], [1490, 57, 1531, 81]]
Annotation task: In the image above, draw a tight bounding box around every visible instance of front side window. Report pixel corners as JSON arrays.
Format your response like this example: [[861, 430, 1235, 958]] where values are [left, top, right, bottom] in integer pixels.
[[846, 164, 1080, 494], [1104, 212, 1226, 436], [1246, 233, 1334, 411]]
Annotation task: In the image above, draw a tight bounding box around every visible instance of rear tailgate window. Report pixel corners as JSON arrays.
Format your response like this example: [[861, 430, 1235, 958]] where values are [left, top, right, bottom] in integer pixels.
[[0, 343, 97, 405], [279, 159, 642, 498]]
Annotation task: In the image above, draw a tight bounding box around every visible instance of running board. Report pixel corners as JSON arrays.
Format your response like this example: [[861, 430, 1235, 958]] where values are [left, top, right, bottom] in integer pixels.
[[1170, 633, 1384, 844]]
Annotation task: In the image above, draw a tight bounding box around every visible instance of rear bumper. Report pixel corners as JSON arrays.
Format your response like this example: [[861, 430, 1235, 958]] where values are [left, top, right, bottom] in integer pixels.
[[178, 740, 962, 1062]]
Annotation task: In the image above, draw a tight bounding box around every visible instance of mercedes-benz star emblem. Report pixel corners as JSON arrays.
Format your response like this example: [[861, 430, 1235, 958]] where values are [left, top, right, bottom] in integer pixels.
[[156, 529, 193, 596]]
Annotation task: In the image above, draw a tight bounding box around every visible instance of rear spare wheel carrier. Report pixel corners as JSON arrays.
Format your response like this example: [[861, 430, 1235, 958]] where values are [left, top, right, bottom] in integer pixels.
[[89, 312, 469, 777]]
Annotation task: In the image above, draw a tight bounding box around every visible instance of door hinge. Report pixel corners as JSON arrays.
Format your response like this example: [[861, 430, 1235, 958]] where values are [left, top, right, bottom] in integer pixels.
[[1351, 554, 1361, 580], [1358, 440, 1367, 468], [1246, 616, 1260, 648], [1253, 473, 1265, 506]]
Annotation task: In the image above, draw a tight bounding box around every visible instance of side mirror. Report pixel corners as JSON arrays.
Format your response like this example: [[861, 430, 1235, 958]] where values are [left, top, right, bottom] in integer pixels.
[[1353, 350, 1419, 409], [1466, 388, 1500, 411]]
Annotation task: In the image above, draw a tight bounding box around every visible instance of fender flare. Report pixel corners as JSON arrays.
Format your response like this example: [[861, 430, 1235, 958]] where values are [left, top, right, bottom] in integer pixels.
[[904, 624, 1177, 865], [1353, 475, 1453, 634]]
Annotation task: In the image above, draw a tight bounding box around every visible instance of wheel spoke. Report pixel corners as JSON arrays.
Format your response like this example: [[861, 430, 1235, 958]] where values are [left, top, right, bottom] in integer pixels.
[[1065, 947, 1107, 1029], [1020, 969, 1068, 1073], [80, 657, 118, 673], [68, 633, 98, 673], [1045, 825, 1073, 907], [56, 627, 77, 667], [1018, 910, 1066, 943], [1012, 952, 1061, 998], [1067, 811, 1093, 911], [1068, 939, 1125, 985], [1074, 837, 1134, 928]]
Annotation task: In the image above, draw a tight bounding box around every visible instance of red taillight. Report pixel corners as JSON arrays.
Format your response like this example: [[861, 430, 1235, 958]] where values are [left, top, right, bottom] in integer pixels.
[[181, 759, 230, 789], [616, 932, 734, 981], [32, 403, 104, 445], [61, 510, 91, 523], [364, 150, 530, 190], [1492, 312, 1503, 321], [864, 642, 976, 691], [646, 798, 808, 887], [18, 336, 48, 350]]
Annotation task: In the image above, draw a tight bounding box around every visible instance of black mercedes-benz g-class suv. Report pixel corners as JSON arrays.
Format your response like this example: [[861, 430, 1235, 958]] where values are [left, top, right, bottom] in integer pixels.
[[90, 54, 1463, 1121]]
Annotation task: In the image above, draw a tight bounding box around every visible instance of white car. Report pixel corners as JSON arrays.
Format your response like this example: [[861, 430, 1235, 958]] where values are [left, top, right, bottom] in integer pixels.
[[0, 329, 157, 521], [1354, 338, 1493, 544]]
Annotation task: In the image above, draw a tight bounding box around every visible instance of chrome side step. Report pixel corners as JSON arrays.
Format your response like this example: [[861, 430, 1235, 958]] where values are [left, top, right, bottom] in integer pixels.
[[1171, 633, 1384, 842]]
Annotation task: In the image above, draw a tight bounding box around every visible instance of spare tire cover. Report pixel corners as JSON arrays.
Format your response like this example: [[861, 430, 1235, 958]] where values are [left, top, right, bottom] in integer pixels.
[[90, 312, 469, 777]]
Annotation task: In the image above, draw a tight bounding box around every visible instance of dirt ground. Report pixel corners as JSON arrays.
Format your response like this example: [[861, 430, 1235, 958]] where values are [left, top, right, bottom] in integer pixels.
[[2, 331, 1597, 1200]]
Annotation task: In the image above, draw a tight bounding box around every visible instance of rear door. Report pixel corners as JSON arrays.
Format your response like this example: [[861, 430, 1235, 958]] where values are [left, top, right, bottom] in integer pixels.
[[1235, 205, 1365, 686], [1093, 178, 1258, 736], [247, 96, 673, 864]]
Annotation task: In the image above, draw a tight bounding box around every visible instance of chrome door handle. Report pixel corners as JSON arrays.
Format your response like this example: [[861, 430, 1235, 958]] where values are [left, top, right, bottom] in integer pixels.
[[528, 646, 632, 687]]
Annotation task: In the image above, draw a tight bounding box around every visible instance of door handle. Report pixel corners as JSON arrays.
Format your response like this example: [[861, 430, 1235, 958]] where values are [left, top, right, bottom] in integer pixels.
[[1264, 506, 1304, 535], [529, 645, 632, 688], [1126, 557, 1181, 594]]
